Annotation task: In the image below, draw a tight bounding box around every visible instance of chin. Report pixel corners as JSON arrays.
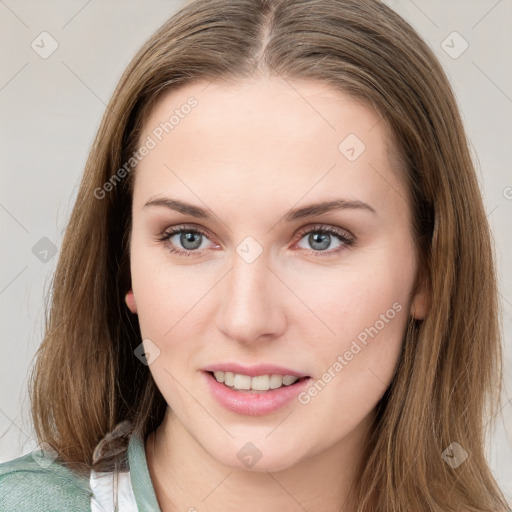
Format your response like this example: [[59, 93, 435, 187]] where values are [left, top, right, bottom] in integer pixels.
[[205, 440, 303, 474]]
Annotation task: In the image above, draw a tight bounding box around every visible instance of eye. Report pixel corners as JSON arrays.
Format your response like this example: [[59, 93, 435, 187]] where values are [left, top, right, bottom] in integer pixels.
[[156, 225, 216, 257], [294, 224, 355, 256], [156, 223, 355, 258]]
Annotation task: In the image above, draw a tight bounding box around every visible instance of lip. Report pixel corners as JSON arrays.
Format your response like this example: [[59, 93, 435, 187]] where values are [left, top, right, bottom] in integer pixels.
[[202, 370, 312, 416], [202, 362, 309, 378]]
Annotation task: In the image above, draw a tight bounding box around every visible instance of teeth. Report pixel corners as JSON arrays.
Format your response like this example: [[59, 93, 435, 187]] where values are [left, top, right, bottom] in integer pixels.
[[212, 371, 301, 391]]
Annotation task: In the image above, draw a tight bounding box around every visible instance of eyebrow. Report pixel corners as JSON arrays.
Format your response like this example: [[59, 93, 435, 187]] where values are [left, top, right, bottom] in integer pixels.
[[143, 197, 376, 222]]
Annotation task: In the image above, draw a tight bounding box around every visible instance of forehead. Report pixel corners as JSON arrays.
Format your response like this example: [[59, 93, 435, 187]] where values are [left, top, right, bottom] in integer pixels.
[[140, 76, 388, 156], [132, 76, 408, 216]]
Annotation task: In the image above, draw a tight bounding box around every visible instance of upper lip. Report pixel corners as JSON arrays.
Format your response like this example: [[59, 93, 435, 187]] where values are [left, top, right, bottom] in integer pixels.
[[203, 363, 309, 378]]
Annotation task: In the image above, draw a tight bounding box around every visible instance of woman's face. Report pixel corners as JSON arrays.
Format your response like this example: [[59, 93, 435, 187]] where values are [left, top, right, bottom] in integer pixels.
[[128, 77, 427, 472]]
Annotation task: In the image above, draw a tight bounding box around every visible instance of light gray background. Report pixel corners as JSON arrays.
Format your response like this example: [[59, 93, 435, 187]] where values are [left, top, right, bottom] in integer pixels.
[[1, 0, 511, 500]]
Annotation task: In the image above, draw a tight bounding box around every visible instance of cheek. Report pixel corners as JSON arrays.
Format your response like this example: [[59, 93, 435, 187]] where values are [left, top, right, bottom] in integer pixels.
[[289, 253, 413, 347], [287, 243, 415, 387], [129, 232, 213, 339], [129, 240, 212, 412], [289, 286, 408, 454]]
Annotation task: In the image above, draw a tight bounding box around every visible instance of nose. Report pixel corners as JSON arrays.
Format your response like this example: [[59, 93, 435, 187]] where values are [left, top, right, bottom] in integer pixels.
[[215, 250, 287, 344]]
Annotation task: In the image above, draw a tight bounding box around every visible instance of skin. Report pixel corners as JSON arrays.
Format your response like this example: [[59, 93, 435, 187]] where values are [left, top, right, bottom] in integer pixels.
[[127, 76, 428, 512]]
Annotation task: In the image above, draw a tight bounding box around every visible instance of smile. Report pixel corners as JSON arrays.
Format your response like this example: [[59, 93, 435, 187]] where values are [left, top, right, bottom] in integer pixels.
[[211, 370, 305, 392], [203, 371, 312, 416]]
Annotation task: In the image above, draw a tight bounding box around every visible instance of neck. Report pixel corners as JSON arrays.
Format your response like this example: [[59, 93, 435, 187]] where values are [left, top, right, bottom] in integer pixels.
[[145, 407, 374, 512]]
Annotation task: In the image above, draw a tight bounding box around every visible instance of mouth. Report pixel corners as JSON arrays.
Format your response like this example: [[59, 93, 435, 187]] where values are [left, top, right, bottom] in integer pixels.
[[202, 370, 313, 416]]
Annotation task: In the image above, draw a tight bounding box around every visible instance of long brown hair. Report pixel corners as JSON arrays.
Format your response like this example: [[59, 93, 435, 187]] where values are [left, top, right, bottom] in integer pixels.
[[29, 0, 510, 510]]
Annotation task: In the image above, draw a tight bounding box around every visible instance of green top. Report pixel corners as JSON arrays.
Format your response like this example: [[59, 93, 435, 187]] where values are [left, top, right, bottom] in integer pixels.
[[0, 430, 162, 511]]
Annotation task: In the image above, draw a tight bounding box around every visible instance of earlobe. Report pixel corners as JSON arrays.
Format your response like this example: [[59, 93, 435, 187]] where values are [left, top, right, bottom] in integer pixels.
[[125, 289, 137, 314], [410, 293, 429, 320], [410, 278, 430, 320]]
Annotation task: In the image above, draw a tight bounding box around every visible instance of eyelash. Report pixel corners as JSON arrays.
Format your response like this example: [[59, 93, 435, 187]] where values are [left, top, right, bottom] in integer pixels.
[[155, 223, 356, 258]]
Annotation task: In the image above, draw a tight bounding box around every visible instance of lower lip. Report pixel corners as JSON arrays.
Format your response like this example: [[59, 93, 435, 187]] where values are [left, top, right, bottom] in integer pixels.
[[202, 371, 312, 416]]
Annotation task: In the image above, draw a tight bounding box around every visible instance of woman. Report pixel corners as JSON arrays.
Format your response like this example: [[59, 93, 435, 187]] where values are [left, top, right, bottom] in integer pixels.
[[0, 0, 509, 510]]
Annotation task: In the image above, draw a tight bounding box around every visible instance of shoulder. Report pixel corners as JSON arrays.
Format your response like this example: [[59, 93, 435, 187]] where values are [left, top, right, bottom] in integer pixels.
[[0, 449, 92, 512]]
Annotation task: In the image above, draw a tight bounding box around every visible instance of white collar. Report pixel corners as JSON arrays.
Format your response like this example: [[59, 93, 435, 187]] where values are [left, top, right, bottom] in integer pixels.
[[90, 469, 139, 512]]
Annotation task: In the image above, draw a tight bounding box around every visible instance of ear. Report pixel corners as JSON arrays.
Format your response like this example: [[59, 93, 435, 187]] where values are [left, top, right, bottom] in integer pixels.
[[125, 289, 138, 314], [409, 272, 430, 320]]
